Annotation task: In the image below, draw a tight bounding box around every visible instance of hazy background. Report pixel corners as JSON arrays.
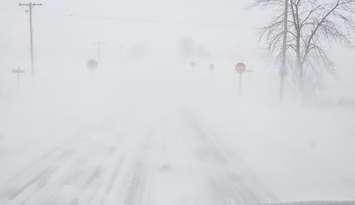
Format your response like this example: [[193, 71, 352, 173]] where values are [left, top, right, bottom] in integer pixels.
[[1, 0, 355, 203], [1, 0, 354, 98]]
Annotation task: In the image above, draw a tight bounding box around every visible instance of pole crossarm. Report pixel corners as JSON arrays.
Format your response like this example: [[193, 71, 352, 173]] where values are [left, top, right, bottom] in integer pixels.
[[19, 3, 42, 6], [12, 69, 25, 74]]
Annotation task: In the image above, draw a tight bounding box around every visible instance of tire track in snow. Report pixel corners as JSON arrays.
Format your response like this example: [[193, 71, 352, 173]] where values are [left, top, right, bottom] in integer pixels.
[[46, 143, 122, 205], [0, 129, 94, 199], [0, 148, 76, 204], [1, 136, 120, 205], [116, 133, 153, 205], [181, 110, 278, 204], [9, 148, 84, 205], [0, 132, 94, 203], [97, 155, 125, 205], [123, 161, 148, 205], [76, 151, 117, 205]]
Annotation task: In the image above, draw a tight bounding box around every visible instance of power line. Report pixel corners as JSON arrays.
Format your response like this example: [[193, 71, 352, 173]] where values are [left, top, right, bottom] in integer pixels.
[[65, 14, 241, 29], [19, 2, 42, 76]]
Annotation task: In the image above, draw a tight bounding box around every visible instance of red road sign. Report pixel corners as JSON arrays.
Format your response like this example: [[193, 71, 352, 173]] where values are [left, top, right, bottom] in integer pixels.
[[87, 59, 98, 70], [235, 62, 246, 74]]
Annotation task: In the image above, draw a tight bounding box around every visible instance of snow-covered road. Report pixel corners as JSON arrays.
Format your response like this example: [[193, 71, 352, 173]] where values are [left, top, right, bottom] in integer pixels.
[[0, 111, 276, 205]]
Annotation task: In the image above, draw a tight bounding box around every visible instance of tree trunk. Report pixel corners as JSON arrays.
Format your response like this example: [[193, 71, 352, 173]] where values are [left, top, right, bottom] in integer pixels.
[[280, 0, 289, 101], [295, 29, 303, 93]]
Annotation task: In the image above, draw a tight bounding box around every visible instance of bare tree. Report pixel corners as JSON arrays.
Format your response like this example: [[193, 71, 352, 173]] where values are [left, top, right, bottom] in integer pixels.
[[281, 0, 289, 100], [290, 0, 354, 91], [255, 0, 355, 99], [253, 0, 291, 100]]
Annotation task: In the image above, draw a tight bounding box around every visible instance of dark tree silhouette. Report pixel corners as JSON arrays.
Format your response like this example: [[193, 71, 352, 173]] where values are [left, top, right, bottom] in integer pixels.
[[255, 0, 355, 99]]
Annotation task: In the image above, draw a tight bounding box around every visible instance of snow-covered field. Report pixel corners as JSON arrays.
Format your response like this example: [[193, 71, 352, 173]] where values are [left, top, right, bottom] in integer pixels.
[[1, 62, 355, 204]]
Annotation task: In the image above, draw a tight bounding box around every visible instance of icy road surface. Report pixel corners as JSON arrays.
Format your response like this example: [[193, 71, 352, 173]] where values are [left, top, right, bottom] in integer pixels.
[[0, 111, 275, 205]]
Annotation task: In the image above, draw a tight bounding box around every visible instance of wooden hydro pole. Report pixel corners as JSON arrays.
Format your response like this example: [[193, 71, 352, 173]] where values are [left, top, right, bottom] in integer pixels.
[[19, 2, 42, 76]]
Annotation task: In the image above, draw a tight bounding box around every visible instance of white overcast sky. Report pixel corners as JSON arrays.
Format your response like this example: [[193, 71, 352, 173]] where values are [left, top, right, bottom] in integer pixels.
[[0, 0, 268, 60], [0, 0, 354, 96]]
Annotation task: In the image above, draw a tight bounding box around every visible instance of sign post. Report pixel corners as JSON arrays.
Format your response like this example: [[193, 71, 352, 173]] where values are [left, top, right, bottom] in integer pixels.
[[234, 62, 252, 96], [93, 41, 105, 66], [12, 67, 25, 88], [209, 63, 215, 72], [235, 63, 246, 96]]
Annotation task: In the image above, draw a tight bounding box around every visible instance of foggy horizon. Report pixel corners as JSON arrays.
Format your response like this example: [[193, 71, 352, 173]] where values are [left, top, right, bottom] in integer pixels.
[[1, 0, 355, 204]]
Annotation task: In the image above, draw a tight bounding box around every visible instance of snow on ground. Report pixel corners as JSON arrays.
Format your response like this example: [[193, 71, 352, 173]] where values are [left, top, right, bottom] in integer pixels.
[[195, 104, 355, 202], [0, 61, 355, 204]]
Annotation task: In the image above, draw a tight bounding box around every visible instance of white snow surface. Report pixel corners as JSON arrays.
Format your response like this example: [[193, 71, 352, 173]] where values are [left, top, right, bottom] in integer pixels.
[[1, 61, 355, 204]]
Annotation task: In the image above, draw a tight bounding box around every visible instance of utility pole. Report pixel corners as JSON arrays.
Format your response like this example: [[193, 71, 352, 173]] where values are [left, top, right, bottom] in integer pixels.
[[280, 0, 289, 101], [19, 2, 42, 76]]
